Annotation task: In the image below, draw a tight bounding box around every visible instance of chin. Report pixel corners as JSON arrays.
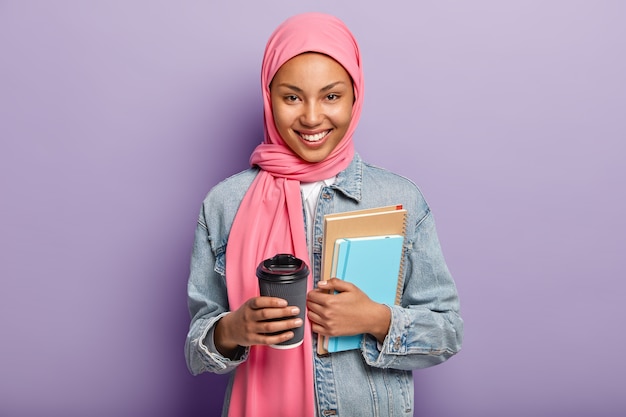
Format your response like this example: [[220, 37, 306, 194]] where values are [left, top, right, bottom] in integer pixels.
[[296, 148, 334, 163]]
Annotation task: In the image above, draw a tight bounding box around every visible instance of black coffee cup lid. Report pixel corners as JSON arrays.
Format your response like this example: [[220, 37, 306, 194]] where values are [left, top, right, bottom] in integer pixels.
[[256, 254, 309, 282]]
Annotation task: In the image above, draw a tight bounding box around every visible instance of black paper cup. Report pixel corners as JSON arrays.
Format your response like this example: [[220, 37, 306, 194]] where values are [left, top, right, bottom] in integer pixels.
[[256, 254, 309, 349]]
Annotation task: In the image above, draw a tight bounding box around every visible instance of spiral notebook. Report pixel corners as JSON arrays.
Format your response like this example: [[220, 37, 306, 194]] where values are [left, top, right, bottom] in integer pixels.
[[317, 205, 407, 355]]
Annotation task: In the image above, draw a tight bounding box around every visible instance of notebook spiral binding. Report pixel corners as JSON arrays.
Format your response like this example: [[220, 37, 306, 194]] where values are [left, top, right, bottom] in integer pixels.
[[394, 211, 408, 306]]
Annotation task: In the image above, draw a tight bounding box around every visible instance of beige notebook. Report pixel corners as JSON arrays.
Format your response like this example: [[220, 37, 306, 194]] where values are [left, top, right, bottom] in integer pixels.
[[317, 205, 407, 354]]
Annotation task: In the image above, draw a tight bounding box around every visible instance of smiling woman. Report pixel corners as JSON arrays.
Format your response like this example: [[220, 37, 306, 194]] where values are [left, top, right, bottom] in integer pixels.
[[184, 12, 463, 417], [270, 53, 354, 163]]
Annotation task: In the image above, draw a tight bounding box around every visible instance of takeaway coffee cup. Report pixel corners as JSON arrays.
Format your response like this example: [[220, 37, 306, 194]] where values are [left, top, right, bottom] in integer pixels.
[[256, 254, 309, 349]]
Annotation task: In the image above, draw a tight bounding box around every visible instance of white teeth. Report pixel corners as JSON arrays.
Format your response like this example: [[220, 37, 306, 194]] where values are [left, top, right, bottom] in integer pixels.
[[300, 130, 329, 142]]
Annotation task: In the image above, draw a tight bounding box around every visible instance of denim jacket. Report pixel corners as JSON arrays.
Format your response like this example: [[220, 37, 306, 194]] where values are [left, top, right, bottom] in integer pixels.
[[185, 154, 463, 417]]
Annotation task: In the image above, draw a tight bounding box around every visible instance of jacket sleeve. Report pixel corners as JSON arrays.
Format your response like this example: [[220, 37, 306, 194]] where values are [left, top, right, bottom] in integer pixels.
[[361, 210, 463, 370], [184, 207, 249, 375]]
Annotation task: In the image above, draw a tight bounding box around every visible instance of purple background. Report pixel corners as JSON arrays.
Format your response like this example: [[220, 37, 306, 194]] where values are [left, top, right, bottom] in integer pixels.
[[1, 1, 624, 416]]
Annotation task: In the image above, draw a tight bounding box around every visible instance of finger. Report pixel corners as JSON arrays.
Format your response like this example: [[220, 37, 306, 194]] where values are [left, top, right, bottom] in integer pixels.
[[260, 330, 296, 346], [306, 289, 326, 305], [309, 322, 326, 336], [306, 308, 326, 326], [253, 306, 301, 322], [248, 296, 288, 310], [239, 314, 303, 346], [242, 327, 296, 347], [308, 316, 333, 337], [257, 317, 304, 336], [306, 302, 322, 319]]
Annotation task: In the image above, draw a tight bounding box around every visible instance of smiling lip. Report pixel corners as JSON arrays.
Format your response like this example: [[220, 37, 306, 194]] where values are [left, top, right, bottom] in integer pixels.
[[298, 130, 331, 143]]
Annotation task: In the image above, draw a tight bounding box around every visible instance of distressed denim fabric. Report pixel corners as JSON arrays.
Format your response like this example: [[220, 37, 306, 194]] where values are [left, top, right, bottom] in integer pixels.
[[185, 154, 463, 417]]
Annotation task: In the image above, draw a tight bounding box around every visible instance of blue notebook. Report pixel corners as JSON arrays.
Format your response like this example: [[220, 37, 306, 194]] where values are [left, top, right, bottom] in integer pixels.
[[325, 234, 404, 353]]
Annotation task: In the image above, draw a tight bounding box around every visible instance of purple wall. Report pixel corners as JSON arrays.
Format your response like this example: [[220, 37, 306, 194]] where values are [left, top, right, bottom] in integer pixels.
[[1, 1, 624, 416]]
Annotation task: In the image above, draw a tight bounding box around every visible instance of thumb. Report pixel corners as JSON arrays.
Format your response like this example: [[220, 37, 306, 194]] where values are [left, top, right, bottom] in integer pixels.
[[318, 278, 354, 293]]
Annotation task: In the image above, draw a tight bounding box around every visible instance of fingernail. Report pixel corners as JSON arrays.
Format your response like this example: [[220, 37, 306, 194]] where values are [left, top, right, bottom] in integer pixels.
[[318, 280, 328, 286], [291, 307, 300, 315], [294, 319, 303, 326]]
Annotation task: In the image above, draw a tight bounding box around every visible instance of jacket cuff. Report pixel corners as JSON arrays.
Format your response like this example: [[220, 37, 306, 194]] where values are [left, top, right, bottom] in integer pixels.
[[197, 312, 249, 371], [362, 305, 409, 367]]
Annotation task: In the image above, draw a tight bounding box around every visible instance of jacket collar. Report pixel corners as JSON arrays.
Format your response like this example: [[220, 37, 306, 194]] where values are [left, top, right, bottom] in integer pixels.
[[330, 153, 363, 202]]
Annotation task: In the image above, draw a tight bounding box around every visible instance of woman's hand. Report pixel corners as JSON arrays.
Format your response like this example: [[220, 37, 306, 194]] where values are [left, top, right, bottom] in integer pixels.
[[306, 278, 391, 343], [214, 296, 303, 358]]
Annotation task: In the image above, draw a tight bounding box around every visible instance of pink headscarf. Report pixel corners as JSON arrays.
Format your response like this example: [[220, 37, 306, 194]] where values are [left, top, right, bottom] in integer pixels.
[[225, 13, 364, 416]]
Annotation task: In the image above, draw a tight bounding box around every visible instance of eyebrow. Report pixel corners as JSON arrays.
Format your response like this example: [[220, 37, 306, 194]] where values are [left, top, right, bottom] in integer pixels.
[[276, 81, 347, 93]]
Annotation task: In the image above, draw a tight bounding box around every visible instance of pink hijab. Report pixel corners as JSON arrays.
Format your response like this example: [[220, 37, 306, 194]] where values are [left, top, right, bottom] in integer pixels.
[[225, 13, 364, 416]]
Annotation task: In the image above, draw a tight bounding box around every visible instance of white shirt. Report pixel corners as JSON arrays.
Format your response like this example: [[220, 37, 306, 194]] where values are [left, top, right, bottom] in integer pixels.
[[300, 177, 336, 257]]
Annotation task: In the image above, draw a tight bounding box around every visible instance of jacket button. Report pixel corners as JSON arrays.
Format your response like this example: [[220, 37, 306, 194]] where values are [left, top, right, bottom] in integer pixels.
[[393, 337, 401, 350]]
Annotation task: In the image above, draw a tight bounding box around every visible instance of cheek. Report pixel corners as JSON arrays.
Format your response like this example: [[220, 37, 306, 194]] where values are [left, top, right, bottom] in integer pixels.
[[272, 110, 287, 132], [272, 104, 294, 130], [334, 104, 353, 128], [272, 111, 282, 129]]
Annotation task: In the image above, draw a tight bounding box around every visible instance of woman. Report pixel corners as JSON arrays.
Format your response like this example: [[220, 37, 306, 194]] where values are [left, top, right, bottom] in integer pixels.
[[185, 12, 463, 417]]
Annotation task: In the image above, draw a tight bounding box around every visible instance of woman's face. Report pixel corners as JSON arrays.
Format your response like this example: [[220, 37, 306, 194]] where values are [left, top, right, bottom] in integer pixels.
[[270, 52, 354, 163]]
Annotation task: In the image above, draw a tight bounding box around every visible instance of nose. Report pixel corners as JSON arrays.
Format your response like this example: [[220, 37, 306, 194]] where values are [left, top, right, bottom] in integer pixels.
[[299, 101, 323, 127]]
